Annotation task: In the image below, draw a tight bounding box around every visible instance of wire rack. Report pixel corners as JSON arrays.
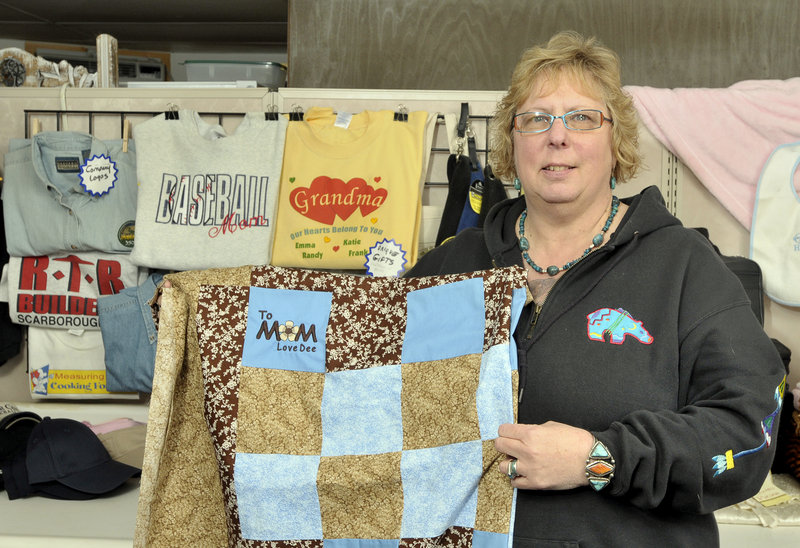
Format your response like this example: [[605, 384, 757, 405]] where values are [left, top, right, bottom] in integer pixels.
[[22, 108, 502, 189]]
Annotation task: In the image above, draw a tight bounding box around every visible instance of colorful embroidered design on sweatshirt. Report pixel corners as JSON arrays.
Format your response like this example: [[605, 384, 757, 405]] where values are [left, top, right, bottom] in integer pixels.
[[586, 307, 653, 345], [711, 377, 785, 476]]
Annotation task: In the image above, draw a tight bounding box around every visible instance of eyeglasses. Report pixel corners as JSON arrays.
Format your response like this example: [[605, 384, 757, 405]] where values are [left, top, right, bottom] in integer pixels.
[[513, 109, 613, 133]]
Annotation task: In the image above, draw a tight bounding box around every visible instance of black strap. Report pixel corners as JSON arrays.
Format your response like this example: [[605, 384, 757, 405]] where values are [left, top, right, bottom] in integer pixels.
[[468, 135, 479, 171], [457, 102, 469, 138]]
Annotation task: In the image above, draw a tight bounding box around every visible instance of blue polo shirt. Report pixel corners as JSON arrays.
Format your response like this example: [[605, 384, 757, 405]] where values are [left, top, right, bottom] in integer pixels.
[[2, 131, 137, 256]]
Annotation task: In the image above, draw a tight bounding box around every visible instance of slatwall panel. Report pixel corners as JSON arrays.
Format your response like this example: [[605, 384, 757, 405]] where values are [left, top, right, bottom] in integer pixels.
[[289, 0, 800, 90]]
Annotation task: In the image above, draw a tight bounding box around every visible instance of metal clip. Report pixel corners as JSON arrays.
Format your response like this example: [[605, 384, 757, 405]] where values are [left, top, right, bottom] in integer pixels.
[[289, 105, 304, 121], [393, 104, 409, 122], [265, 103, 279, 121], [165, 103, 179, 120]]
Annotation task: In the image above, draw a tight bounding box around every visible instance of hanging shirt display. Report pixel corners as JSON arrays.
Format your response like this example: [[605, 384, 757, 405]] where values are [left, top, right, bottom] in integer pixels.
[[271, 108, 434, 274], [4, 252, 147, 330], [130, 110, 287, 271], [27, 327, 138, 400], [1, 131, 138, 256], [750, 140, 800, 306]]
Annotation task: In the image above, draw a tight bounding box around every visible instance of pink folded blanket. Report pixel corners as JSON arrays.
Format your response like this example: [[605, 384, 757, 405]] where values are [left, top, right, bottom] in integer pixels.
[[626, 79, 800, 229]]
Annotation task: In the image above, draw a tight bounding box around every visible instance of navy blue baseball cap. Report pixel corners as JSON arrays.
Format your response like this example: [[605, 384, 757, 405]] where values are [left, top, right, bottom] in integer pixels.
[[25, 417, 140, 497]]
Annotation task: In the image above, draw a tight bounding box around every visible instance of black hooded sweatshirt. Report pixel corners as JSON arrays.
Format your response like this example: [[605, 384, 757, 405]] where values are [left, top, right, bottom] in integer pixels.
[[407, 186, 785, 547]]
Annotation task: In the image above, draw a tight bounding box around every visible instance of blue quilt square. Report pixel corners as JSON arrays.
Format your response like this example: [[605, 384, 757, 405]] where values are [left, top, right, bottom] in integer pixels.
[[324, 539, 399, 548], [473, 529, 511, 548], [234, 453, 323, 540], [401, 278, 485, 364], [242, 287, 332, 372], [476, 344, 515, 441], [321, 364, 403, 456], [400, 440, 483, 538], [509, 287, 527, 372]]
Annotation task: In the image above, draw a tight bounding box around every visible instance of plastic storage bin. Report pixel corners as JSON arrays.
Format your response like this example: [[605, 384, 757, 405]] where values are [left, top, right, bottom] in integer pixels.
[[184, 60, 287, 88]]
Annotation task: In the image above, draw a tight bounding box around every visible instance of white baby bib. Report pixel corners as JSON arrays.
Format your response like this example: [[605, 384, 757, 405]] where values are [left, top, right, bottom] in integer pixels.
[[750, 141, 800, 306]]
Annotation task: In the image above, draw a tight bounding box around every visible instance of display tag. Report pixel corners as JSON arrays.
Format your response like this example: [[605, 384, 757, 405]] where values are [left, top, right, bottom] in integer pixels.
[[468, 179, 485, 214], [364, 238, 407, 277], [79, 154, 118, 196]]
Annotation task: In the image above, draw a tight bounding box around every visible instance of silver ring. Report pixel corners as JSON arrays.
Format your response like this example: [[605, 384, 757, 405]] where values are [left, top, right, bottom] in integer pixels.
[[507, 458, 519, 479]]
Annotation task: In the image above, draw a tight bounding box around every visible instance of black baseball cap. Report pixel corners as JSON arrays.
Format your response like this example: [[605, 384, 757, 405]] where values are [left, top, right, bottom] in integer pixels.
[[0, 403, 41, 462], [2, 449, 101, 500], [1, 404, 41, 498]]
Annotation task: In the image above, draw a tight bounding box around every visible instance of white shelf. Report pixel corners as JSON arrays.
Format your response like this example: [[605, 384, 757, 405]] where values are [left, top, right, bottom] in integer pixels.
[[2, 402, 797, 546], [0, 401, 148, 544]]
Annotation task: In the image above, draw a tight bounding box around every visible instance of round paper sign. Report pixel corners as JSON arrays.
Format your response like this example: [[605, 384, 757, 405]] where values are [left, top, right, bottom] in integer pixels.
[[79, 154, 118, 196], [365, 238, 407, 277]]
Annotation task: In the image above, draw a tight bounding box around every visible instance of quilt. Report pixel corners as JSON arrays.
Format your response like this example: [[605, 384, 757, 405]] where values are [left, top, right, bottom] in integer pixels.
[[135, 264, 528, 547]]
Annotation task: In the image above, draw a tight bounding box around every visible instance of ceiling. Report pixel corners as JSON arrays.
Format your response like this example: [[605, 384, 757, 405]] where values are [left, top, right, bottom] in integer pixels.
[[0, 0, 289, 52]]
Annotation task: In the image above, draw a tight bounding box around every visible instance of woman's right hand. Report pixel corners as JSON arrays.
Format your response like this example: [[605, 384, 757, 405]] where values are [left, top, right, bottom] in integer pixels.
[[495, 421, 594, 490]]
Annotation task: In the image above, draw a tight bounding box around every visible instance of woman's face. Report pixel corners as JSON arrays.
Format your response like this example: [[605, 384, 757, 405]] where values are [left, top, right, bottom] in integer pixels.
[[513, 74, 616, 206]]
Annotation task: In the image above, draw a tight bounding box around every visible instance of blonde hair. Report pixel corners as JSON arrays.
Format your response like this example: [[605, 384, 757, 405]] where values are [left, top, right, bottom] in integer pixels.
[[489, 30, 641, 183]]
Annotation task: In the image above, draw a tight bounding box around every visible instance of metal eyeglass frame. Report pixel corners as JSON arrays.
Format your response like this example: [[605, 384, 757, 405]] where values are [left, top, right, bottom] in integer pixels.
[[512, 109, 614, 133]]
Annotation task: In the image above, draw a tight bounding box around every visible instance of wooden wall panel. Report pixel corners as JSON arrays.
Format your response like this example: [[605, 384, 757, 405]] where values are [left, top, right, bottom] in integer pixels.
[[289, 0, 800, 89]]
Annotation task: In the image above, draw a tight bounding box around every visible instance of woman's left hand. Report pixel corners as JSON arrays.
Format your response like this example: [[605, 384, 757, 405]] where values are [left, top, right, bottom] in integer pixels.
[[495, 421, 595, 490]]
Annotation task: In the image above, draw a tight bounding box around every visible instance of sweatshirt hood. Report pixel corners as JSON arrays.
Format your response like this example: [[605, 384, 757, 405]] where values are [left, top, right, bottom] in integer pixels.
[[483, 185, 681, 265]]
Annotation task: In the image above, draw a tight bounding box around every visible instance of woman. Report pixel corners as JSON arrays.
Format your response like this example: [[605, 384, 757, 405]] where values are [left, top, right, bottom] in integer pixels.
[[407, 31, 785, 546]]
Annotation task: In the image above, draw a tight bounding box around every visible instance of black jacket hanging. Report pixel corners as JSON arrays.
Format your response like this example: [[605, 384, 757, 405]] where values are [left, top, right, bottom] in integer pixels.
[[478, 165, 509, 228], [435, 153, 472, 246]]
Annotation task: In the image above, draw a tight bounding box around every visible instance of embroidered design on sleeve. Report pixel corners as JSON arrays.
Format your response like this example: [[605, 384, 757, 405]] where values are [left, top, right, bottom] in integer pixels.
[[711, 377, 786, 476], [586, 308, 653, 345]]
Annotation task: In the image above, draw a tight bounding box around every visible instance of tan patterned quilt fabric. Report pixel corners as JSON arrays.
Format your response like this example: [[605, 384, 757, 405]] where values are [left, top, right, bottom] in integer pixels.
[[135, 265, 528, 548]]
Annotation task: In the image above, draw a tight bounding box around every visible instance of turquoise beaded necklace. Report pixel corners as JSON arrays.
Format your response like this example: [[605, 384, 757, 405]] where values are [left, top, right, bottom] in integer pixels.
[[518, 195, 620, 277]]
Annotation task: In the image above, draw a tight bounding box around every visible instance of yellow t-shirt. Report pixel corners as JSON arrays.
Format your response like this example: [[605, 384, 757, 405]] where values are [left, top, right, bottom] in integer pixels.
[[271, 108, 430, 274]]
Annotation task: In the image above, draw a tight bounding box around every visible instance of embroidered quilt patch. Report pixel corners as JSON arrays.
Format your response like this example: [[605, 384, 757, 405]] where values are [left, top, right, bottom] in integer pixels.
[[194, 265, 527, 546]]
